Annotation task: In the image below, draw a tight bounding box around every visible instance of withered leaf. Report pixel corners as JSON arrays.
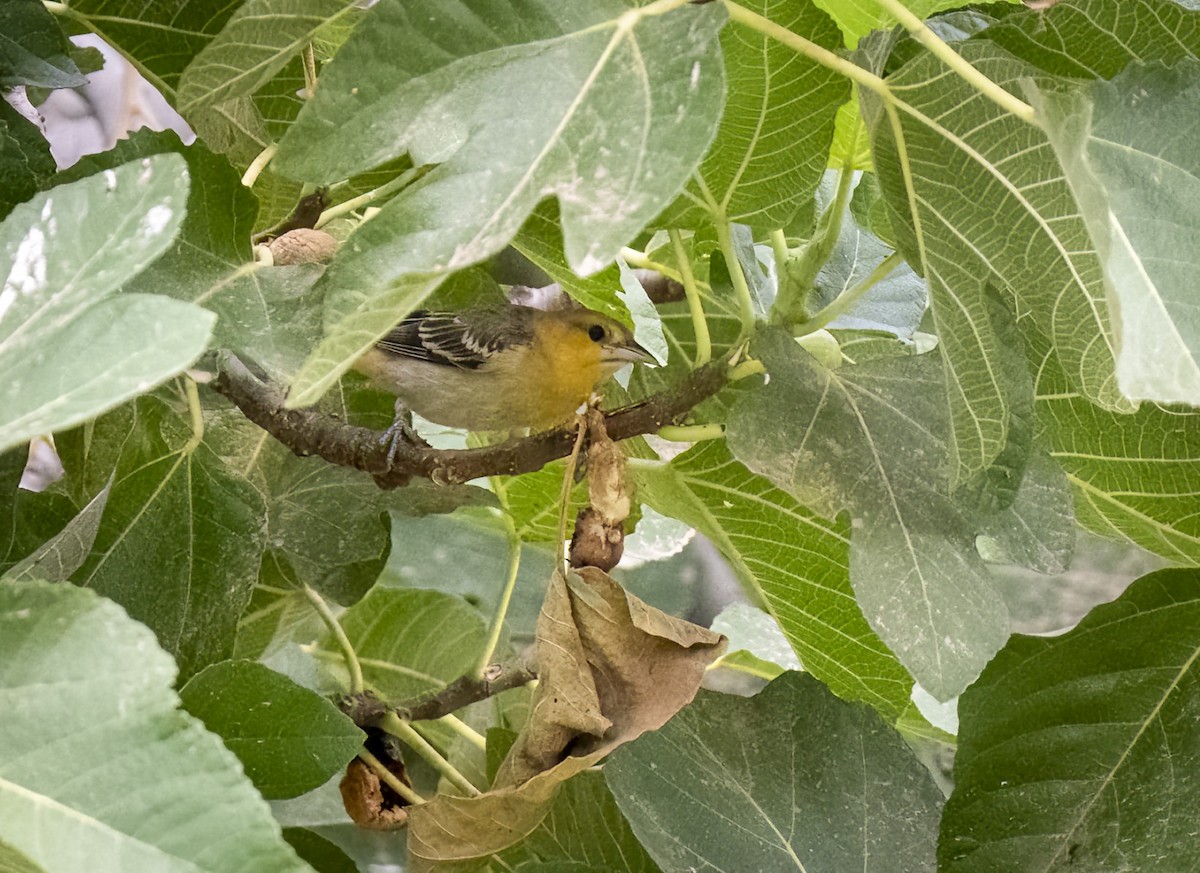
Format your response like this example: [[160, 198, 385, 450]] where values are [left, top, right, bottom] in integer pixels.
[[407, 566, 725, 865]]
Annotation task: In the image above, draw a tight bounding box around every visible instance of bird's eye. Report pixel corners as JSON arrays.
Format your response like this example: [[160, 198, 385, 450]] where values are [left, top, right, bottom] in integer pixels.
[[587, 324, 605, 342]]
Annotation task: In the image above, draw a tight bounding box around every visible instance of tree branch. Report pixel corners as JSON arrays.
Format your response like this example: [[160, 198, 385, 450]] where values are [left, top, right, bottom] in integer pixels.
[[211, 351, 730, 488], [338, 663, 538, 727]]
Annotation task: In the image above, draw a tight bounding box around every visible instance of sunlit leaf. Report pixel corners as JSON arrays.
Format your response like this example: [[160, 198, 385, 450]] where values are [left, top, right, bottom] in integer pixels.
[[0, 155, 214, 453]]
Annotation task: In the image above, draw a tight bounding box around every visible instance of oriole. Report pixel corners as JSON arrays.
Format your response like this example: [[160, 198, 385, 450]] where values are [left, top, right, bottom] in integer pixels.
[[355, 304, 654, 432]]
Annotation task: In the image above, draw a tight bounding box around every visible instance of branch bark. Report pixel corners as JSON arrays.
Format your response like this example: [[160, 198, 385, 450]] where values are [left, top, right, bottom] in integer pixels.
[[211, 351, 729, 488]]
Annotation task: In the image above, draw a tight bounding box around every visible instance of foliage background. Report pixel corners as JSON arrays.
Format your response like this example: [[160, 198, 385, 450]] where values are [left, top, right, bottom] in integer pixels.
[[1, 0, 1199, 871]]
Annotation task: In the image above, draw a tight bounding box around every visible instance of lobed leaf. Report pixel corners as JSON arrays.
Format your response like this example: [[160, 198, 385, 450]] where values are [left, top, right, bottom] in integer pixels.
[[941, 568, 1200, 871], [866, 41, 1127, 488], [1037, 60, 1200, 406], [661, 0, 848, 230], [0, 579, 310, 873], [606, 671, 944, 872], [0, 155, 214, 453], [635, 439, 915, 719], [275, 0, 726, 403]]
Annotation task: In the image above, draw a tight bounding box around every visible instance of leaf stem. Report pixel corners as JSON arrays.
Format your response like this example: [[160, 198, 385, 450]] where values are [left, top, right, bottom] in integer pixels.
[[772, 165, 855, 325], [241, 144, 277, 189], [316, 167, 423, 228], [304, 585, 364, 695], [723, 1, 890, 99], [796, 251, 904, 335], [729, 359, 766, 382], [658, 423, 725, 442], [715, 221, 756, 338], [438, 714, 487, 752], [668, 229, 711, 366], [871, 0, 1035, 123], [301, 43, 317, 99], [474, 515, 521, 679], [768, 229, 790, 278], [182, 377, 205, 454], [378, 711, 481, 796], [357, 748, 426, 806], [618, 246, 683, 284]]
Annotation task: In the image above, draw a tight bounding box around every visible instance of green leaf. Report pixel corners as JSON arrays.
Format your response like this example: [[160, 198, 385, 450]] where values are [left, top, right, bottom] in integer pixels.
[[180, 660, 365, 800], [281, 830, 357, 873], [0, 0, 86, 88], [380, 509, 555, 644], [495, 771, 661, 872], [178, 0, 360, 114], [320, 587, 487, 701], [866, 41, 1128, 487], [1, 476, 110, 583], [727, 330, 1011, 700], [810, 0, 1006, 47], [710, 602, 801, 671], [0, 838, 45, 873], [0, 100, 55, 220], [0, 579, 309, 873], [1036, 351, 1200, 565], [635, 439, 914, 720], [204, 402, 494, 607], [978, 0, 1200, 79], [275, 0, 726, 402], [0, 155, 216, 453], [61, 130, 324, 382], [64, 393, 268, 680], [808, 176, 927, 339], [940, 568, 1200, 871], [62, 0, 238, 95], [606, 672, 943, 872], [510, 200, 628, 323], [1037, 60, 1200, 406], [661, 0, 847, 229]]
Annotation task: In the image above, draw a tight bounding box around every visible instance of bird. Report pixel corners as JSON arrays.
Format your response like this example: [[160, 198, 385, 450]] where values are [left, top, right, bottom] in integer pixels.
[[354, 304, 655, 443]]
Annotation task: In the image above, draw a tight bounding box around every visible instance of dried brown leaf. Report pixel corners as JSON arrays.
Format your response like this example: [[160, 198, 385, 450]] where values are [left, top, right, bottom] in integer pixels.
[[406, 567, 725, 865]]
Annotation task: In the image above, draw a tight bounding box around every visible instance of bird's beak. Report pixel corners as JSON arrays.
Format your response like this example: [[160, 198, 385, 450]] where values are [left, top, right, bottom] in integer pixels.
[[605, 338, 657, 366]]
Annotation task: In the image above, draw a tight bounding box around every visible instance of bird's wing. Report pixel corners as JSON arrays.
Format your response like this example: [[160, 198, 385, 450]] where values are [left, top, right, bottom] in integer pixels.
[[374, 310, 533, 370]]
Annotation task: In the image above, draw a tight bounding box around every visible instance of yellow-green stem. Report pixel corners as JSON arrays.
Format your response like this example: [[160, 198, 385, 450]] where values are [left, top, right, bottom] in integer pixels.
[[556, 419, 589, 568], [316, 167, 423, 228], [439, 714, 487, 752], [619, 246, 684, 284], [379, 711, 481, 796], [667, 229, 712, 366], [474, 517, 521, 678], [241, 144, 277, 189], [658, 423, 725, 443], [730, 359, 766, 381], [303, 585, 364, 695], [715, 221, 756, 337], [182, 378, 204, 454], [872, 0, 1035, 123], [301, 43, 317, 99], [796, 251, 904, 336], [357, 748, 426, 806]]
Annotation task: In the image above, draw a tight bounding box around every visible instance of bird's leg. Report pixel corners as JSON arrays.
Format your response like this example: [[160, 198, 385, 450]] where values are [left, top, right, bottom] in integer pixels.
[[380, 399, 429, 464]]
